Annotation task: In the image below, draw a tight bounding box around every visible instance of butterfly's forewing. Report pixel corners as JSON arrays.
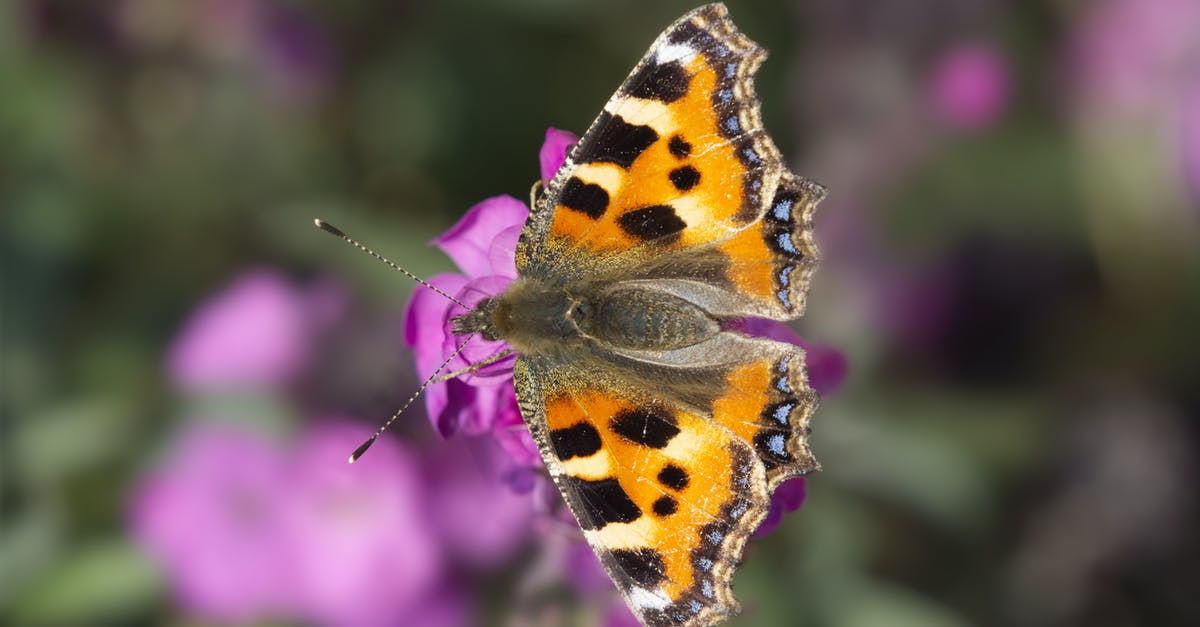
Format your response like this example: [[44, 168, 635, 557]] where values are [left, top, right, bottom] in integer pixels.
[[517, 4, 822, 321], [519, 5, 773, 273]]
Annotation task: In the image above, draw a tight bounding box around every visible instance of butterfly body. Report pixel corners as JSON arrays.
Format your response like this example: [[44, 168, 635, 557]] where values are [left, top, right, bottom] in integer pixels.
[[457, 276, 724, 354], [454, 4, 826, 625]]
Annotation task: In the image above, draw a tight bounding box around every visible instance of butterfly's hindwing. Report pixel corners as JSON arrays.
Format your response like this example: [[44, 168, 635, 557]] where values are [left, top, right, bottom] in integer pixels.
[[713, 172, 825, 318], [514, 354, 770, 627], [512, 329, 818, 625]]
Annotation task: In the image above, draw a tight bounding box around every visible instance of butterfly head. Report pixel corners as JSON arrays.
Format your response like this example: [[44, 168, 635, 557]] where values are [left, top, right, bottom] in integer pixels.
[[450, 298, 501, 341], [449, 278, 597, 354]]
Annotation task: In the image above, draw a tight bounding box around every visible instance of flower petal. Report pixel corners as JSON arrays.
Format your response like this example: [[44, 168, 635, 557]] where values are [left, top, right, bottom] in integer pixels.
[[283, 421, 442, 626], [754, 478, 807, 537], [426, 436, 534, 568], [488, 224, 524, 279], [773, 476, 808, 512], [802, 341, 849, 396], [166, 269, 311, 391], [539, 127, 579, 182], [129, 425, 293, 622], [433, 195, 529, 279], [404, 273, 469, 374]]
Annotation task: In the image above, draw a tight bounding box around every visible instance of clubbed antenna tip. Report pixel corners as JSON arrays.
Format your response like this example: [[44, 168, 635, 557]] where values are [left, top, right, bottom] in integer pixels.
[[313, 218, 346, 238], [348, 435, 377, 464]]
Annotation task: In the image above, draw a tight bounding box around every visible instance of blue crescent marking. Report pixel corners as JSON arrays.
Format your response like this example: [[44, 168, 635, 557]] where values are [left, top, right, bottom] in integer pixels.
[[776, 232, 798, 254], [772, 197, 795, 221]]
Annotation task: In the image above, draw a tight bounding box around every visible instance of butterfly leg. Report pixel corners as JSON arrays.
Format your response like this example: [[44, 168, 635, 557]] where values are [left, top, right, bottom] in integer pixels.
[[433, 348, 515, 383], [530, 179, 546, 209]]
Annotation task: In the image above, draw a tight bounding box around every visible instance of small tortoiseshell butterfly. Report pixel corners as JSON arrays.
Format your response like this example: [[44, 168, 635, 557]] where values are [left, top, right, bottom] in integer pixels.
[[451, 4, 826, 625]]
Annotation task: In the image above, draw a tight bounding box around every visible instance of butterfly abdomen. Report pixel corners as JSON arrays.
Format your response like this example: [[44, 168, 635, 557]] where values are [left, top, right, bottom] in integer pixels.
[[490, 278, 720, 355], [584, 287, 718, 350]]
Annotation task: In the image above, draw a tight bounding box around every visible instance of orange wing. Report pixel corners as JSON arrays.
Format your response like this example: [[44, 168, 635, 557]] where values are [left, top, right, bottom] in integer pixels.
[[516, 4, 824, 322], [518, 4, 785, 276], [513, 331, 817, 626]]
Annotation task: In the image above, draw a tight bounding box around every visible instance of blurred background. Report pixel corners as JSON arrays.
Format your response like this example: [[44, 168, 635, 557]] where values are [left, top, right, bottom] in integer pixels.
[[3, 0, 1198, 625]]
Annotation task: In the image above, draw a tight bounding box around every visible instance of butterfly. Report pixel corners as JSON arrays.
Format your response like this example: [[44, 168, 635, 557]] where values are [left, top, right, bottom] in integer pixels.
[[450, 4, 825, 626]]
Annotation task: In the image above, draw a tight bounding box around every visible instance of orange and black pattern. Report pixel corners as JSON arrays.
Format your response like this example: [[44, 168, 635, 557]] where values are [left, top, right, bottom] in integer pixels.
[[502, 4, 827, 626]]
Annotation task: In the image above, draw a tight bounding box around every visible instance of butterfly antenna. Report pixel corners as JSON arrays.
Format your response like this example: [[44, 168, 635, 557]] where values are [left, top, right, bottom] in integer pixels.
[[348, 334, 477, 463], [313, 218, 468, 309]]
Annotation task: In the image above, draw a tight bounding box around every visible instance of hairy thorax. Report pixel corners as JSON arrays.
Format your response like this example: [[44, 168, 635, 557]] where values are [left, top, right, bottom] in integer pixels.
[[454, 278, 721, 355]]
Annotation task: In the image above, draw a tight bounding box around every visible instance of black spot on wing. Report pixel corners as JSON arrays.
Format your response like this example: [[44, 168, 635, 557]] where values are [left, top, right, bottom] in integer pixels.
[[657, 464, 690, 490], [652, 495, 678, 517], [569, 477, 642, 530], [616, 205, 686, 243], [668, 20, 709, 48], [610, 548, 667, 590], [550, 422, 602, 460], [669, 166, 701, 191], [585, 112, 658, 169], [559, 177, 609, 219], [609, 406, 680, 448], [627, 61, 691, 103], [668, 135, 692, 158]]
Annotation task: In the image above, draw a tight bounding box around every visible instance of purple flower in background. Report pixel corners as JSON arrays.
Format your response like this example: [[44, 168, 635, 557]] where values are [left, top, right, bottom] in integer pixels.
[[282, 421, 443, 626], [755, 476, 808, 536], [131, 421, 461, 626], [539, 126, 578, 183], [1069, 0, 1200, 206], [928, 43, 1012, 131], [166, 269, 347, 391], [1070, 0, 1200, 115], [131, 425, 292, 622], [257, 4, 336, 104], [1184, 80, 1200, 204], [604, 601, 643, 627], [426, 437, 535, 568]]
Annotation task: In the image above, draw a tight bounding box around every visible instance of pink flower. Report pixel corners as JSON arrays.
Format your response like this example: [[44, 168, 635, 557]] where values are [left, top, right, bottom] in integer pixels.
[[604, 601, 643, 627], [282, 422, 444, 627], [1069, 0, 1200, 115], [130, 425, 293, 622], [539, 126, 578, 182], [928, 43, 1012, 131], [754, 476, 808, 536], [166, 269, 347, 391], [1067, 0, 1200, 208], [130, 422, 452, 626], [1184, 80, 1200, 204], [425, 437, 535, 568]]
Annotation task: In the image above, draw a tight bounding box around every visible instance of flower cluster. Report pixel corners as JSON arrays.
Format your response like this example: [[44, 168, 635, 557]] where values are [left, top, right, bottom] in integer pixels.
[[139, 128, 846, 627], [136, 269, 534, 626]]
